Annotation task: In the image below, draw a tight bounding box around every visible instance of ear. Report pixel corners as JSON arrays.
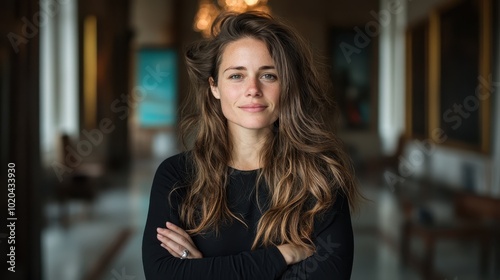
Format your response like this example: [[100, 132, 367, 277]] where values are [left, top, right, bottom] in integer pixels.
[[209, 77, 220, 99]]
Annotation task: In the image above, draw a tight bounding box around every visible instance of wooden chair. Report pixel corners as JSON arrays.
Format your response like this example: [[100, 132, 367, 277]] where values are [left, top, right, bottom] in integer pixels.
[[55, 134, 105, 226]]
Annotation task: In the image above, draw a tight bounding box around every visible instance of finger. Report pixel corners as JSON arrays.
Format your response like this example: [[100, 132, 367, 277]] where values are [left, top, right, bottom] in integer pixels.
[[157, 227, 203, 258], [157, 231, 200, 259], [165, 222, 195, 246], [160, 228, 194, 252], [157, 233, 185, 257], [161, 243, 180, 257], [163, 223, 196, 247]]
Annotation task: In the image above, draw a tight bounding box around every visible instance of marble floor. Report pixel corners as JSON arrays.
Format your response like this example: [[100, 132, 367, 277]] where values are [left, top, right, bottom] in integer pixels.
[[41, 157, 498, 280]]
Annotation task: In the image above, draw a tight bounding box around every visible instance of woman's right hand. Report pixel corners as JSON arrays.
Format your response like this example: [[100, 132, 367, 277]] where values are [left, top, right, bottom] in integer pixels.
[[276, 244, 314, 265], [157, 222, 203, 259]]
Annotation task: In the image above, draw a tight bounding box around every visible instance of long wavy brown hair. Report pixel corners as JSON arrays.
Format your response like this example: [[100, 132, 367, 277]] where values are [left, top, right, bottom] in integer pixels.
[[177, 12, 360, 251]]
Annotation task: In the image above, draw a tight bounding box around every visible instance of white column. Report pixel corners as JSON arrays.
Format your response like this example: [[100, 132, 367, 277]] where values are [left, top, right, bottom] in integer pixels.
[[392, 0, 407, 141], [40, 0, 59, 165], [40, 0, 79, 165], [378, 9, 394, 155], [378, 0, 407, 155], [58, 0, 79, 136]]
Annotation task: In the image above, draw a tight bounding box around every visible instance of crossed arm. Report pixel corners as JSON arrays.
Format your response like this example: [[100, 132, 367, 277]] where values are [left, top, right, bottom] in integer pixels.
[[142, 158, 353, 279], [156, 221, 312, 265]]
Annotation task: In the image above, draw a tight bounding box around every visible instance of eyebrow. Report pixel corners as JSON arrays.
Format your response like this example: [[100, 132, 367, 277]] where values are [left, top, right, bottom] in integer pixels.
[[223, 65, 276, 73]]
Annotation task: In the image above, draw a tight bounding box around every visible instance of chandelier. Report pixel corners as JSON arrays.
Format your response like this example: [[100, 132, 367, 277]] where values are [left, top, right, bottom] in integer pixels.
[[194, 0, 271, 37]]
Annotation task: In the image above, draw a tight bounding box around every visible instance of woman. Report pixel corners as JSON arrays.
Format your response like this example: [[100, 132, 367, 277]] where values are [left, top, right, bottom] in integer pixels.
[[142, 11, 360, 279]]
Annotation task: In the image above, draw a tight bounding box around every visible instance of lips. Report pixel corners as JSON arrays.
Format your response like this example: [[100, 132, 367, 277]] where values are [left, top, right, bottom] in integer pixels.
[[239, 104, 268, 112]]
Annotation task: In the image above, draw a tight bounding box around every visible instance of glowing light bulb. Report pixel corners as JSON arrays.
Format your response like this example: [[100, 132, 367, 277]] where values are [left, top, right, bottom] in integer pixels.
[[244, 0, 259, 6], [194, 0, 271, 36]]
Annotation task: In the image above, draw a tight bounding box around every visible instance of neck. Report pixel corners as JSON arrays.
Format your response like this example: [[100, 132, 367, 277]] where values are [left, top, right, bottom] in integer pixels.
[[228, 127, 272, 171]]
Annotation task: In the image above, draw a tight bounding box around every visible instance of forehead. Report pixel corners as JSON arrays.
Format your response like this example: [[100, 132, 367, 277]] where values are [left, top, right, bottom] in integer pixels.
[[219, 37, 273, 65]]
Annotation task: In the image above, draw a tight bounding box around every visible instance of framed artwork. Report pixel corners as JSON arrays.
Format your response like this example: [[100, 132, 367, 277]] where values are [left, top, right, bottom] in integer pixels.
[[329, 27, 377, 130], [136, 48, 178, 127], [405, 19, 429, 139], [428, 0, 492, 153]]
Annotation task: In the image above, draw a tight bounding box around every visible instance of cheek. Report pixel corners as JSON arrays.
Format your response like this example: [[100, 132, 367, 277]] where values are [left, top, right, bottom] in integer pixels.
[[271, 89, 281, 108], [218, 93, 237, 117], [219, 98, 232, 112], [219, 87, 240, 104]]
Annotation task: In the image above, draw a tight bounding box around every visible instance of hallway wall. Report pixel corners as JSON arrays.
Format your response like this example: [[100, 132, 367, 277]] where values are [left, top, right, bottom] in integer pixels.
[[272, 0, 382, 158], [403, 0, 500, 196]]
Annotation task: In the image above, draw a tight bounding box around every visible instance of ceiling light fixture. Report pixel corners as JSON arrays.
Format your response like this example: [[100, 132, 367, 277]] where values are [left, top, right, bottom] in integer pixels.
[[193, 0, 271, 37]]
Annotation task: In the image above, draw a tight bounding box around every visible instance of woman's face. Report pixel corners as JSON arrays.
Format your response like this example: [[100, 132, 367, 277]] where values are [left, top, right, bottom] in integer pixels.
[[210, 37, 280, 134]]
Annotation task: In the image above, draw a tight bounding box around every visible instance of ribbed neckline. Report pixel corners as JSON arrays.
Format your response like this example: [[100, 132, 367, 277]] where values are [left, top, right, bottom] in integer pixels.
[[228, 166, 261, 175]]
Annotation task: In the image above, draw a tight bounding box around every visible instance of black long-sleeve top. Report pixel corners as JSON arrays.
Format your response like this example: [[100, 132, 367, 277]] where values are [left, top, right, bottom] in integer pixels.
[[142, 152, 354, 279]]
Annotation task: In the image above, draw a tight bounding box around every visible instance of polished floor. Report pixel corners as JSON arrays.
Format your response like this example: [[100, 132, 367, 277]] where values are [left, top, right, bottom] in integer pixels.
[[42, 157, 497, 280]]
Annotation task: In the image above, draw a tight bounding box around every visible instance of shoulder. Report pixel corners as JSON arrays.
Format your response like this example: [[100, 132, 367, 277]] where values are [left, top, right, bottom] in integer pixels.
[[313, 191, 351, 235], [157, 151, 192, 172], [152, 152, 194, 190]]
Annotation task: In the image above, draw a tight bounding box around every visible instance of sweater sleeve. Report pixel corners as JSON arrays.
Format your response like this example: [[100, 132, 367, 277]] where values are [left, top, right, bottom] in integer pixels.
[[142, 155, 288, 280], [280, 193, 354, 280]]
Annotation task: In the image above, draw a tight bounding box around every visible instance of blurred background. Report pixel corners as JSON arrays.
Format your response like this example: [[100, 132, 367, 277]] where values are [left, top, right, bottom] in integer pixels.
[[0, 0, 499, 279]]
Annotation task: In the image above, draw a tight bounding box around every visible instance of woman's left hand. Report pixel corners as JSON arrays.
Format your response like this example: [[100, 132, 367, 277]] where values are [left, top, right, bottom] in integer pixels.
[[157, 222, 203, 259]]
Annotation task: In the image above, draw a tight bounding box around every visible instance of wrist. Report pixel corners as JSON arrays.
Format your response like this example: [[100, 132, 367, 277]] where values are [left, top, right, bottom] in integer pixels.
[[277, 244, 296, 265]]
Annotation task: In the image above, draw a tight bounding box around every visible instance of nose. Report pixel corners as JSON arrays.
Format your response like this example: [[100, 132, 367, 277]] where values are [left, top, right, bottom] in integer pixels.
[[246, 77, 262, 97]]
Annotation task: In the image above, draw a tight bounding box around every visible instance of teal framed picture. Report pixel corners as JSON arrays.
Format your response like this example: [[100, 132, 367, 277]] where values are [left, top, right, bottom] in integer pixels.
[[136, 48, 177, 127]]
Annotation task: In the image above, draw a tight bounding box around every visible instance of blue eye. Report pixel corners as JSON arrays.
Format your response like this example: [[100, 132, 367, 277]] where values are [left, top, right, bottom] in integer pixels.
[[229, 74, 242, 79], [262, 74, 277, 81]]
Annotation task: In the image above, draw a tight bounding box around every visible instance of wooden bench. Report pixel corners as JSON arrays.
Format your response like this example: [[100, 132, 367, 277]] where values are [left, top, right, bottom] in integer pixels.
[[400, 190, 500, 279]]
